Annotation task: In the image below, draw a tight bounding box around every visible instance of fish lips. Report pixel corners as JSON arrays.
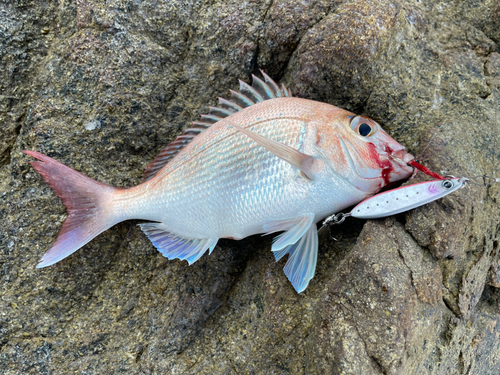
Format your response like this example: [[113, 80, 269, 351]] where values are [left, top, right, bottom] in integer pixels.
[[390, 149, 415, 176]]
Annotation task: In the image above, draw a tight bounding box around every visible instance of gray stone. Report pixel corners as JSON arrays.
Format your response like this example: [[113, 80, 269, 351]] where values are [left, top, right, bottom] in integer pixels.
[[1, 0, 499, 374]]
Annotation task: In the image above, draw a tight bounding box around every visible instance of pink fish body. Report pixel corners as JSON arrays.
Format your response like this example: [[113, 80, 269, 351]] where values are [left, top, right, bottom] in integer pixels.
[[25, 73, 414, 292]]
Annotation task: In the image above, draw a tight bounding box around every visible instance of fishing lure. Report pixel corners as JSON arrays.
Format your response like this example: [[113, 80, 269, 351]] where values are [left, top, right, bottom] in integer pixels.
[[322, 177, 468, 227]]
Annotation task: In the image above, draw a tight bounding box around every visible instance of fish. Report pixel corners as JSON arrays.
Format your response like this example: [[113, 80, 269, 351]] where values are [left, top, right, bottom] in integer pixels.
[[24, 72, 414, 293]]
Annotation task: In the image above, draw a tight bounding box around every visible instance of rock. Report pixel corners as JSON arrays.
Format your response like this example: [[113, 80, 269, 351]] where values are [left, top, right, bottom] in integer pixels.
[[0, 1, 68, 167], [1, 0, 500, 374], [307, 219, 445, 374], [285, 0, 401, 110]]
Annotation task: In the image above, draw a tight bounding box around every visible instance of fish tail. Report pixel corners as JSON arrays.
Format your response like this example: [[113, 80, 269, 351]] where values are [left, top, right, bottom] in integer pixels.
[[24, 151, 119, 268]]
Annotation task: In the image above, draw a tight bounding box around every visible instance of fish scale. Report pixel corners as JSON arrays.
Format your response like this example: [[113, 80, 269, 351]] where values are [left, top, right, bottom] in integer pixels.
[[24, 73, 414, 293], [137, 108, 307, 238]]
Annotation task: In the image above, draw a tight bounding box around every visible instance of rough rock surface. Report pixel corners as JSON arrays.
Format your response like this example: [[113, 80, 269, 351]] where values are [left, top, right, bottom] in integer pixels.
[[1, 0, 499, 374]]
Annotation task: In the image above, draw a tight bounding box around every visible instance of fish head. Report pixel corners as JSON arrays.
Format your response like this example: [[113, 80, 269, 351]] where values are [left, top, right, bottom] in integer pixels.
[[315, 112, 415, 194]]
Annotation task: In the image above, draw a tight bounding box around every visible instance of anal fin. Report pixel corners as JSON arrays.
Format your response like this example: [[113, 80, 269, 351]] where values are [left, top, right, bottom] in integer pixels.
[[139, 223, 218, 265], [273, 222, 318, 293]]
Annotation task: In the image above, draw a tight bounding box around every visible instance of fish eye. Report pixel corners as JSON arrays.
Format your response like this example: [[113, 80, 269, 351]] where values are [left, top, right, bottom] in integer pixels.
[[358, 123, 372, 136], [349, 116, 374, 137], [442, 180, 454, 189]]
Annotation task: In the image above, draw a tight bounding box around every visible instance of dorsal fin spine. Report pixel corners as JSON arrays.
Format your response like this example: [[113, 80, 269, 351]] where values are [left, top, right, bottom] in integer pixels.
[[192, 121, 213, 127], [230, 89, 255, 107], [209, 106, 233, 117], [261, 70, 282, 98], [251, 74, 275, 100], [200, 114, 223, 123], [282, 84, 292, 98], [239, 80, 265, 103], [218, 97, 242, 112], [183, 127, 205, 133]]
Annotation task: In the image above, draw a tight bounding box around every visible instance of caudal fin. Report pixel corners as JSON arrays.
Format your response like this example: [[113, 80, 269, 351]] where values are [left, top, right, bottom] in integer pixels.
[[24, 151, 119, 268]]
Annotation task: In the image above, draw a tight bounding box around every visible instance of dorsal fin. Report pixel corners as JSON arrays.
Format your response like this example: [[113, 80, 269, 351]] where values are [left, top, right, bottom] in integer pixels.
[[142, 71, 292, 182]]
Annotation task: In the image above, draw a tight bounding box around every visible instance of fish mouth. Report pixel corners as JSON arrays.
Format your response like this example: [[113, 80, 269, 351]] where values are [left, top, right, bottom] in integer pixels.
[[389, 149, 415, 174]]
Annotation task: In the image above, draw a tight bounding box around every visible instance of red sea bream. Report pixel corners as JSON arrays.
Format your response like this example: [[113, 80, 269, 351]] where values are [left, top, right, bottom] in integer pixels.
[[25, 73, 414, 293]]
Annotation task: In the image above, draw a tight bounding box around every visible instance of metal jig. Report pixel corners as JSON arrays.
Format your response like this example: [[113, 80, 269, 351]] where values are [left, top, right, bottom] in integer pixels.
[[321, 177, 468, 228]]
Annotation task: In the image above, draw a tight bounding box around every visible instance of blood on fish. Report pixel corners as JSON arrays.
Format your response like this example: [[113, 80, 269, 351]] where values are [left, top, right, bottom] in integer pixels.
[[366, 142, 394, 185], [381, 167, 392, 186]]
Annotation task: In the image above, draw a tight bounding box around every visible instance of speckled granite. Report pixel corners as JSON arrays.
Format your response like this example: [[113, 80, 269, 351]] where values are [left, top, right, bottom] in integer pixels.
[[1, 0, 499, 374]]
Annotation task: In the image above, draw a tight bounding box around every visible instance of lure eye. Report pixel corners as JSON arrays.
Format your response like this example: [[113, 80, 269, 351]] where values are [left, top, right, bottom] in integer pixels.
[[442, 180, 454, 189], [349, 116, 374, 137]]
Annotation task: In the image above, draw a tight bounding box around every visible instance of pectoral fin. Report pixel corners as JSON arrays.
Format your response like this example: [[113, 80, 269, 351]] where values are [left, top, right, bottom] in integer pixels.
[[231, 123, 315, 180], [273, 222, 319, 293], [263, 214, 315, 251]]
